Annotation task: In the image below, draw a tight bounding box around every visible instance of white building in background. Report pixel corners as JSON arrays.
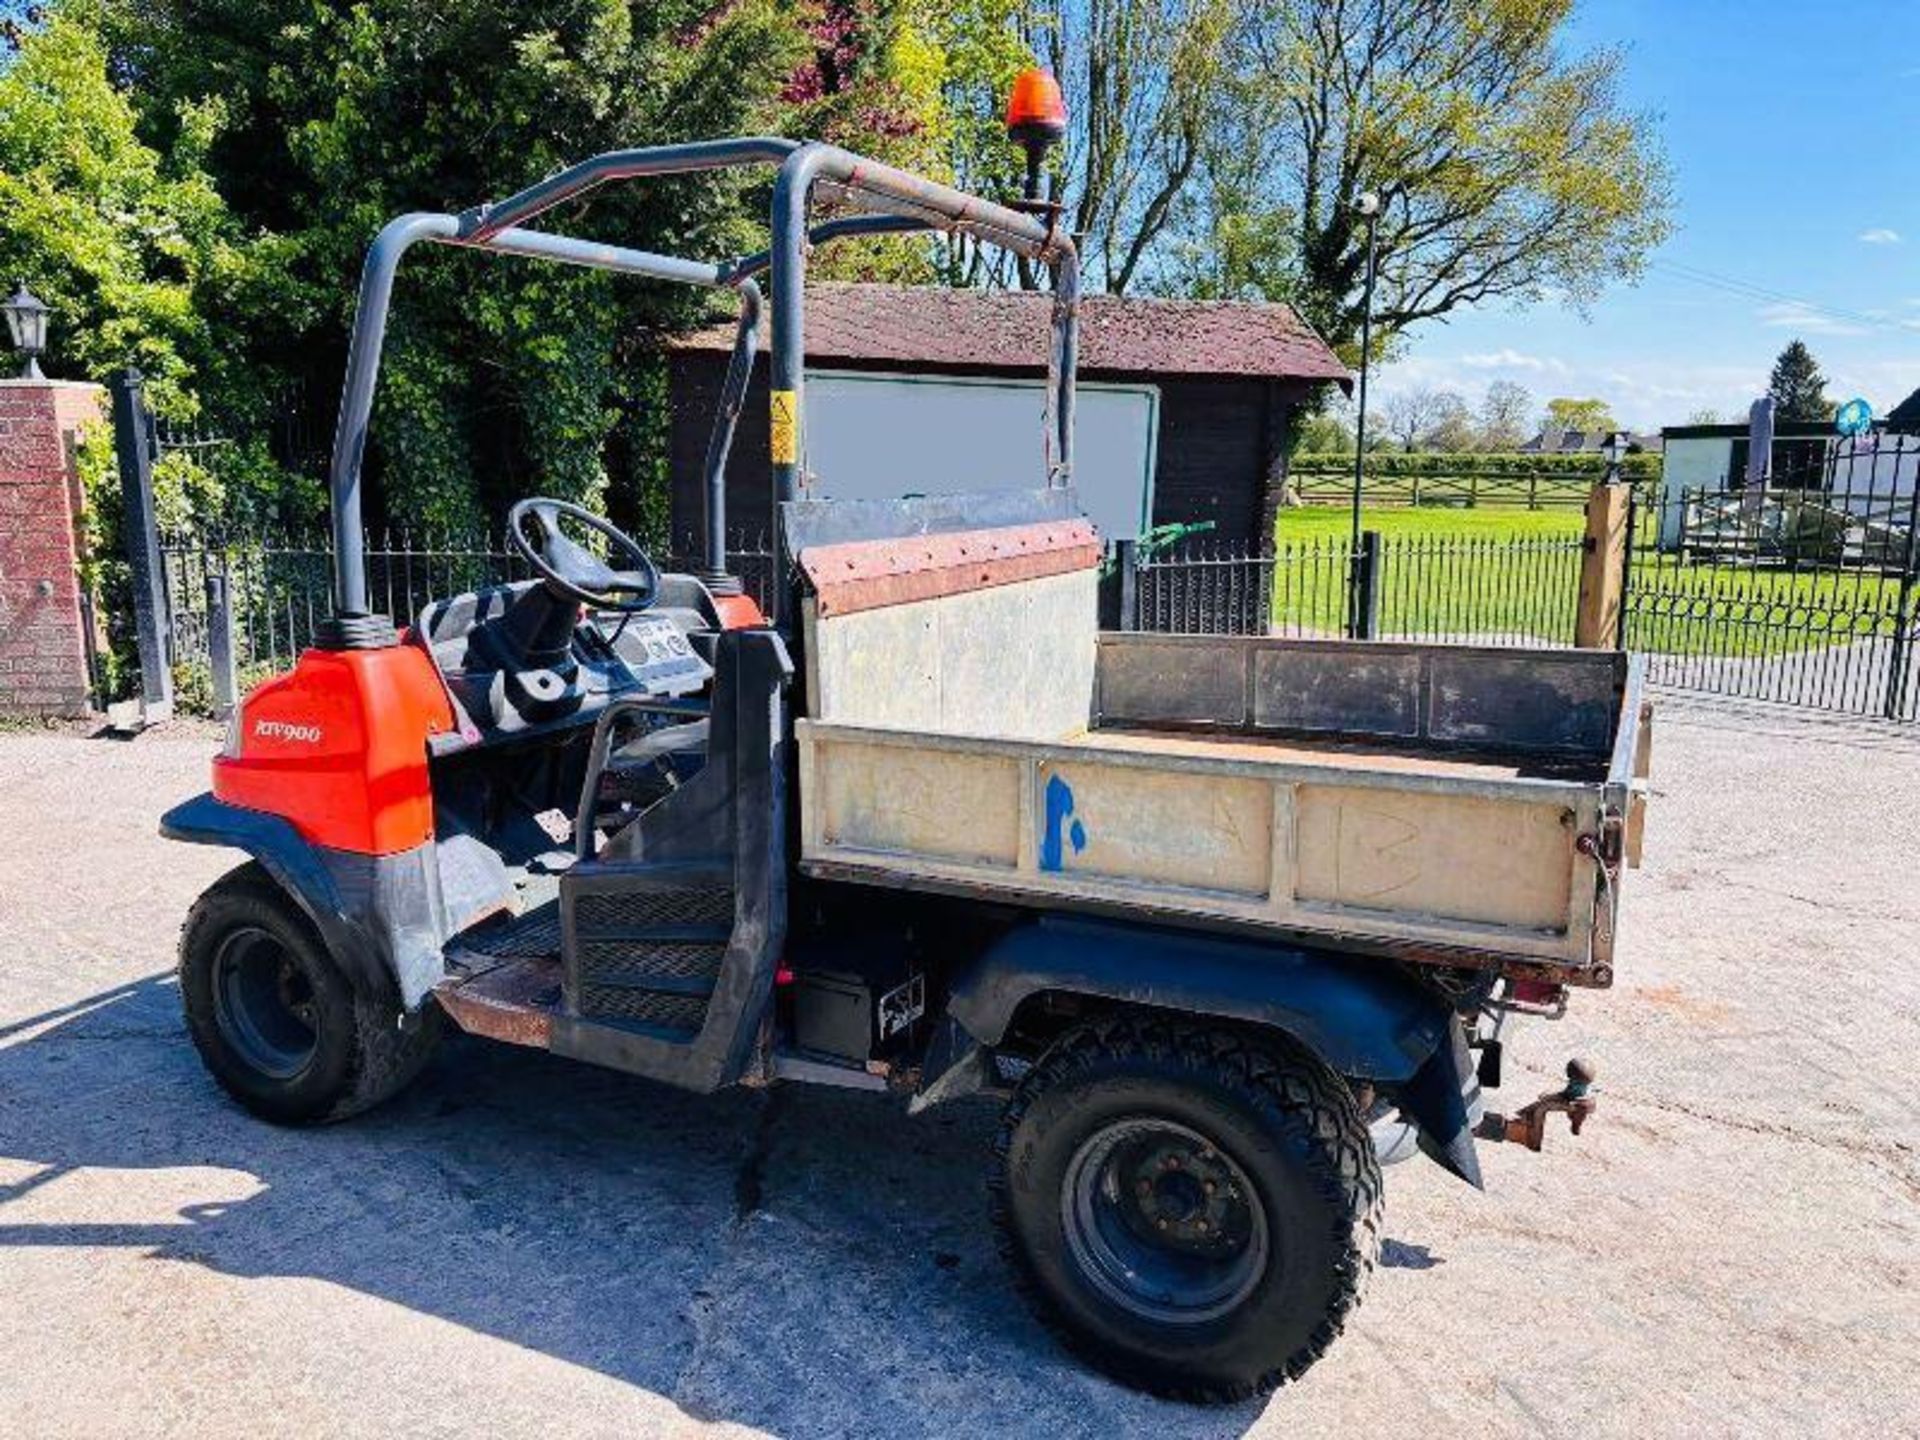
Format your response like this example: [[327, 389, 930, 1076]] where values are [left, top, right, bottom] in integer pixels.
[[1653, 421, 1918, 550]]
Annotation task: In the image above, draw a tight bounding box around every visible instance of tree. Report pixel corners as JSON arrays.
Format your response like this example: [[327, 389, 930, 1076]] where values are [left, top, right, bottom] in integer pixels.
[[1173, 0, 1672, 356], [1381, 386, 1463, 451], [1477, 380, 1533, 451], [1296, 407, 1354, 452], [1685, 407, 1722, 425], [0, 12, 247, 420], [76, 0, 858, 532], [1767, 340, 1831, 423], [1425, 393, 1477, 452], [929, 0, 1045, 285], [1541, 397, 1618, 438], [1021, 0, 1235, 294]]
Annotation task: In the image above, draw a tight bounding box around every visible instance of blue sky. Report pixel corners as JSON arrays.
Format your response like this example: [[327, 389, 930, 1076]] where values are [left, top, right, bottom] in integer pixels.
[[1374, 0, 1920, 431]]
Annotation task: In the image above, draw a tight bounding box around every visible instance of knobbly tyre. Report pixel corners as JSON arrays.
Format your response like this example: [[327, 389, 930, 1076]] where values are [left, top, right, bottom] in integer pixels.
[[161, 134, 1652, 1404]]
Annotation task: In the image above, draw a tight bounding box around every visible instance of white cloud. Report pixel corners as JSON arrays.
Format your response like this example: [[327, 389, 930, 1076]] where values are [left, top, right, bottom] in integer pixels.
[[1755, 301, 1868, 337], [1456, 348, 1569, 374], [1858, 228, 1902, 245]]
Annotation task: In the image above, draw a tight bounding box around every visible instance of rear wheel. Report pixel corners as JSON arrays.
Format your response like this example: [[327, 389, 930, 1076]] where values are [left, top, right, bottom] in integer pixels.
[[989, 1015, 1381, 1404], [179, 863, 440, 1124]]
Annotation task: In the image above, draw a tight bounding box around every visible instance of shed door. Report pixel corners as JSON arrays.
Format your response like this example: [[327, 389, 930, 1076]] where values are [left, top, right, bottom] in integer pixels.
[[802, 369, 1158, 541]]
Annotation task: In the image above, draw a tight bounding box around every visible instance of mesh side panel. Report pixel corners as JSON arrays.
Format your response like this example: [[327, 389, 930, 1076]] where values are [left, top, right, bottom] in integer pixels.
[[578, 986, 708, 1033], [458, 900, 563, 960], [577, 941, 725, 984], [575, 888, 733, 933]]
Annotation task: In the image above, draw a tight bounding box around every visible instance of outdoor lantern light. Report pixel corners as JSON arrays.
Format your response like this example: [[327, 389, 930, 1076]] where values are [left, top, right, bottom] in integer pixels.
[[2, 280, 50, 380], [1603, 431, 1628, 482]]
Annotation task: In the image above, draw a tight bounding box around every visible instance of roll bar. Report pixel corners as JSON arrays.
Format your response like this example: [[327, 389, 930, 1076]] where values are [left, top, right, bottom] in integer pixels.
[[323, 139, 1080, 632]]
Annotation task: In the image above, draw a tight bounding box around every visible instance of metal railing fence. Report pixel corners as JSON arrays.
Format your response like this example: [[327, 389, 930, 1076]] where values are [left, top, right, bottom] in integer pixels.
[[1131, 531, 1585, 646], [159, 527, 778, 673], [1624, 432, 1920, 719]]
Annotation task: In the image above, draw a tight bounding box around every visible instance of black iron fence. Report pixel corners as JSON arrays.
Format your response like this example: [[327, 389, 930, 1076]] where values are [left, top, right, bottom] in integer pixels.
[[159, 527, 779, 676], [159, 521, 1588, 704], [1624, 431, 1920, 719], [1130, 531, 1585, 646]]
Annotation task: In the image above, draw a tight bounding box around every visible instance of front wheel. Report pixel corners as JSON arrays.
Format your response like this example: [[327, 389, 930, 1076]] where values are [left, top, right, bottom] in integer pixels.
[[178, 863, 440, 1125], [989, 1016, 1382, 1404]]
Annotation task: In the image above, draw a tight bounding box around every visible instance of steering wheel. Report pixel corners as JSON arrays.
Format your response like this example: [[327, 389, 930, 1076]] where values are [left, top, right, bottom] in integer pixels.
[[507, 498, 661, 614]]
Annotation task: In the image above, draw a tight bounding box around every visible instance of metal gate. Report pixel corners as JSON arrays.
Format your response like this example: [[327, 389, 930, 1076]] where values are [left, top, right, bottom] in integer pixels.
[[1623, 431, 1920, 719]]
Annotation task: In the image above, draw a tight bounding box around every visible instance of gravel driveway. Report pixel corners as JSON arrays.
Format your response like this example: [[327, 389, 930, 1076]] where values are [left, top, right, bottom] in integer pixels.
[[2, 698, 1917, 1439]]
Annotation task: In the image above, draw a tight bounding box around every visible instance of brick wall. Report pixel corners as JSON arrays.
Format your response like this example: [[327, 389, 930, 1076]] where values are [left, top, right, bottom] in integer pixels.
[[0, 380, 105, 716]]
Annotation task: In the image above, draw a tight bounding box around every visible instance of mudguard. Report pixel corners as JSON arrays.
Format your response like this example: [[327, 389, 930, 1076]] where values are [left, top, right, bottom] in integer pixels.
[[943, 915, 1484, 1186], [160, 792, 448, 1008]]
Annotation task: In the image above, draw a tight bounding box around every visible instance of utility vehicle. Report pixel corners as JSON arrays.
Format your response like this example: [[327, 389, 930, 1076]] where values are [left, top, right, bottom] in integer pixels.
[[162, 137, 1650, 1403]]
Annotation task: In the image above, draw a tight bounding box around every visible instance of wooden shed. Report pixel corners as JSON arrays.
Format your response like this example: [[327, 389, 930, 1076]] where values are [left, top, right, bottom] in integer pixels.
[[666, 283, 1350, 555]]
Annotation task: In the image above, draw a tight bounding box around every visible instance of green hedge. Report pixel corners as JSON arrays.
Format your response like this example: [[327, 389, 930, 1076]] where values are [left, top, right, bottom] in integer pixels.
[[1290, 451, 1662, 481]]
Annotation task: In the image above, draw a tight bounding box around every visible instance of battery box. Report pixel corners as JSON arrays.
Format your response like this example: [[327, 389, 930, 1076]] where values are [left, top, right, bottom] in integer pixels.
[[791, 967, 926, 1063]]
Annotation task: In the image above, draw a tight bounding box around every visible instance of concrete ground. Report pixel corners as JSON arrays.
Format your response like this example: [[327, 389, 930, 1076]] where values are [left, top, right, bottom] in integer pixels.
[[1, 698, 1917, 1439]]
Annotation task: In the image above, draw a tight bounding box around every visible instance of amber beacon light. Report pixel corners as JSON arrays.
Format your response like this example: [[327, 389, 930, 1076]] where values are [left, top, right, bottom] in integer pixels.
[[1005, 66, 1069, 204]]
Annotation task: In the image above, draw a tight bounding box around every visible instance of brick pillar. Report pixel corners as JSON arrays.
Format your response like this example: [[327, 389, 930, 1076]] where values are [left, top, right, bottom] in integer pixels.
[[0, 379, 106, 716]]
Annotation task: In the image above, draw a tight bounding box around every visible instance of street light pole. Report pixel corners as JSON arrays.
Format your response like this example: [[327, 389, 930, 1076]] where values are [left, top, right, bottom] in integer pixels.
[[1348, 194, 1381, 638]]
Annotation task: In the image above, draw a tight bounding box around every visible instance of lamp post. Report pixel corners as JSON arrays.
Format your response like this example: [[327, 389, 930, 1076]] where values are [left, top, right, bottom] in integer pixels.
[[1347, 193, 1382, 637], [2, 280, 50, 380]]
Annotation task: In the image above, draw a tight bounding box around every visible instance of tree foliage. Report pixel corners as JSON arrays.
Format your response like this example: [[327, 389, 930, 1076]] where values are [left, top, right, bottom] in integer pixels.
[[80, 0, 832, 533], [2, 0, 1674, 531], [5, 0, 956, 533], [1542, 396, 1616, 436], [0, 10, 263, 420], [1028, 0, 1234, 294], [1477, 379, 1532, 450], [1380, 386, 1462, 451], [1766, 339, 1830, 424], [1172, 0, 1671, 356]]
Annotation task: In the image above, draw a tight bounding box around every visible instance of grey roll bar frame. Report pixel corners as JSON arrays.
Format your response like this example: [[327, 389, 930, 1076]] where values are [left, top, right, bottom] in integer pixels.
[[322, 137, 1081, 632]]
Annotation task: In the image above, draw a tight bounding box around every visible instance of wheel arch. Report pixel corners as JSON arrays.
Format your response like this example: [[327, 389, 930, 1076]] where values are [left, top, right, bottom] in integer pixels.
[[941, 915, 1484, 1188], [161, 792, 426, 1007], [948, 915, 1449, 1081]]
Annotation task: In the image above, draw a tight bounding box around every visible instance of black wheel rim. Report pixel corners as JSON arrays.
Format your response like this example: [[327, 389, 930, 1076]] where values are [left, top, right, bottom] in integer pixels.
[[211, 927, 319, 1081], [1061, 1117, 1269, 1325]]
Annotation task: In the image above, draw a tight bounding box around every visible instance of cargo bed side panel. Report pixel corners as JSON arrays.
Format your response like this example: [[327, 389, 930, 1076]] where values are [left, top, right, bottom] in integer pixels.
[[797, 723, 1604, 969]]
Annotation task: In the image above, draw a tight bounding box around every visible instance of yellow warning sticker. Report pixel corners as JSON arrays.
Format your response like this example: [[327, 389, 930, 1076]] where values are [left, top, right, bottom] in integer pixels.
[[769, 389, 798, 465]]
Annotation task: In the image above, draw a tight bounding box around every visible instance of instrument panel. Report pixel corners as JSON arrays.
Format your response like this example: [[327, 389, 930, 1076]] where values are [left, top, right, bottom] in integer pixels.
[[591, 611, 711, 698]]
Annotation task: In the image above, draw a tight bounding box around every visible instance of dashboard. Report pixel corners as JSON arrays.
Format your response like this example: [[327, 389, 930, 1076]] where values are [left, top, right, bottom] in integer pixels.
[[413, 580, 714, 748]]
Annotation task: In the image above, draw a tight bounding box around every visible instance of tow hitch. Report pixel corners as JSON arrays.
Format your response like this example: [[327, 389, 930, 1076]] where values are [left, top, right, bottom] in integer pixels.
[[1478, 1058, 1597, 1152]]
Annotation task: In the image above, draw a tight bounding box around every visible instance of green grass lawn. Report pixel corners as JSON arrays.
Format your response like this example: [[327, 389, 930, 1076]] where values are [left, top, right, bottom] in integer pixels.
[[1263, 505, 1585, 641], [1258, 504, 1909, 656], [1274, 504, 1583, 543]]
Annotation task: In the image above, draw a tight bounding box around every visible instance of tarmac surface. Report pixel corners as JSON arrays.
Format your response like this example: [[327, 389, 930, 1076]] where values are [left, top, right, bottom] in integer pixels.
[[2, 696, 1917, 1438]]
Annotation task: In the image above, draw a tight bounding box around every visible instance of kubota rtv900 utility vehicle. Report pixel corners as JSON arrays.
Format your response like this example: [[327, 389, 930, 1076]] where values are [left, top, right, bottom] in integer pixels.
[[163, 136, 1651, 1403]]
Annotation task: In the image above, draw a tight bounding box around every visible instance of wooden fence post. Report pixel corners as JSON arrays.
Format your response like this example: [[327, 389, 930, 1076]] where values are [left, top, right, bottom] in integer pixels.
[[1575, 481, 1632, 648]]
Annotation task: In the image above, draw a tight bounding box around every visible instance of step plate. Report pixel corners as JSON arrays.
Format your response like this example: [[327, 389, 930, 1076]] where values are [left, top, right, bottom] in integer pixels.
[[434, 956, 563, 1048]]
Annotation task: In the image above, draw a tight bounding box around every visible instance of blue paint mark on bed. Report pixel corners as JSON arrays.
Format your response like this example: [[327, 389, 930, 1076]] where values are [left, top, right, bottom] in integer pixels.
[[1040, 774, 1088, 871]]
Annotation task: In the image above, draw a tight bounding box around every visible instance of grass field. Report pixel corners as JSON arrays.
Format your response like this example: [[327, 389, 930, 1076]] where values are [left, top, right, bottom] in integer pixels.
[[1258, 504, 1911, 657], [1274, 504, 1582, 543]]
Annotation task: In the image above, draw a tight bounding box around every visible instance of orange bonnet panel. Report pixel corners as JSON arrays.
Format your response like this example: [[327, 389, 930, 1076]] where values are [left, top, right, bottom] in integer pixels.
[[213, 644, 454, 856]]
